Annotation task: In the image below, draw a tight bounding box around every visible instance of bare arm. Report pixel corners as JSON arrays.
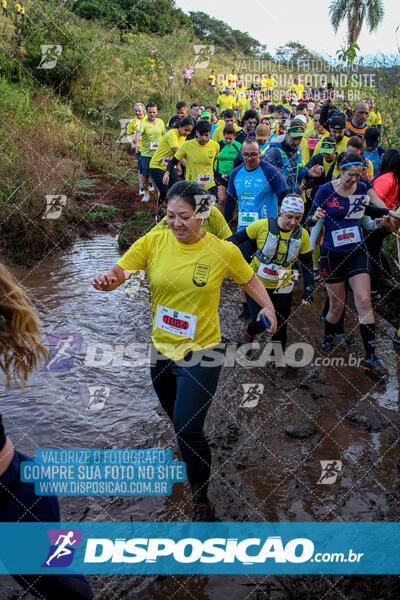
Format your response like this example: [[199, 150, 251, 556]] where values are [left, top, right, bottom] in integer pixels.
[[367, 188, 388, 209], [240, 273, 277, 334], [91, 264, 126, 291]]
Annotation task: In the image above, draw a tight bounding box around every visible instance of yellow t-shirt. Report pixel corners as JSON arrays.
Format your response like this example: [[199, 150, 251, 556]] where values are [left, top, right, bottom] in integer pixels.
[[236, 96, 248, 121], [219, 78, 228, 90], [149, 128, 186, 172], [209, 73, 216, 85], [314, 136, 348, 156], [227, 74, 237, 88], [153, 205, 232, 240], [215, 118, 225, 128], [217, 94, 237, 112], [235, 87, 247, 99], [212, 123, 241, 143], [139, 118, 166, 157], [290, 83, 304, 99], [126, 115, 147, 151], [265, 77, 275, 89], [300, 137, 310, 166], [366, 110, 382, 127], [246, 219, 310, 289], [305, 127, 329, 139], [117, 229, 253, 359], [174, 139, 220, 189]]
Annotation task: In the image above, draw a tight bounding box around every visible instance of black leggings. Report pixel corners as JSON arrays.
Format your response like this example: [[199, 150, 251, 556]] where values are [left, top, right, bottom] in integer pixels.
[[364, 227, 391, 291], [245, 289, 293, 352], [150, 346, 222, 501], [150, 167, 178, 204]]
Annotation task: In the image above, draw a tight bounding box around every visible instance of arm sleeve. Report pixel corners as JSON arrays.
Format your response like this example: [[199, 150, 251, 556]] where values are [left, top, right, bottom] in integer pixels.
[[230, 228, 251, 246], [298, 250, 314, 289], [364, 204, 389, 218], [166, 156, 179, 173], [263, 148, 282, 171], [223, 194, 237, 224]]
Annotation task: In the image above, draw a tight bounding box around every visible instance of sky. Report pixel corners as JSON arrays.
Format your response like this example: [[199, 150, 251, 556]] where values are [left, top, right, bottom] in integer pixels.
[[175, 0, 400, 61]]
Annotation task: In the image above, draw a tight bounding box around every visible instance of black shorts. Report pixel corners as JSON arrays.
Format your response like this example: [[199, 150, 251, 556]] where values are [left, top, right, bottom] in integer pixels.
[[215, 172, 230, 188], [319, 246, 369, 284]]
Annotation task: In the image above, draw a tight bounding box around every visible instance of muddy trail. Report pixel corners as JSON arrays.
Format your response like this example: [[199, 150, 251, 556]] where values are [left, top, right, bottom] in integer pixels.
[[1, 174, 400, 599]]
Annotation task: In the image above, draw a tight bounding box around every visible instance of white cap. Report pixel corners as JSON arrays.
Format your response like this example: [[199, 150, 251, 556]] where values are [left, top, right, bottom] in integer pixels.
[[294, 114, 307, 125], [291, 101, 299, 106]]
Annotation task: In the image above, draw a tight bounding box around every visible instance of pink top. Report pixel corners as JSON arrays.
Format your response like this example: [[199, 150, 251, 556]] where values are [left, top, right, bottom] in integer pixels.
[[183, 68, 193, 78], [373, 172, 399, 209]]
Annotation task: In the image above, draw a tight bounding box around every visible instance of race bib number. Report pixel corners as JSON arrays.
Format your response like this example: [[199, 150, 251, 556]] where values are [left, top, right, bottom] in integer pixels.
[[197, 174, 212, 184], [257, 263, 284, 281], [238, 212, 258, 227], [162, 157, 171, 166], [150, 142, 159, 150], [155, 305, 197, 339], [332, 226, 361, 247]]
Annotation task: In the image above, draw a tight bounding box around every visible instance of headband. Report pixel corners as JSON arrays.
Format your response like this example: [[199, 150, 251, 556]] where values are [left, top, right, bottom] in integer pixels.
[[340, 161, 363, 168], [281, 196, 304, 214]]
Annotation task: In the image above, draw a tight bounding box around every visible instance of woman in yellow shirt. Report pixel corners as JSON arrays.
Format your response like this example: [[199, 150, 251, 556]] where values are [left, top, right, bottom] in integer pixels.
[[91, 182, 277, 521]]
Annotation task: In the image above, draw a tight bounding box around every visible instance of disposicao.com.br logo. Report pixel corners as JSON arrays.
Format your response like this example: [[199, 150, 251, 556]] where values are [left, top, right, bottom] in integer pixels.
[[82, 536, 362, 565]]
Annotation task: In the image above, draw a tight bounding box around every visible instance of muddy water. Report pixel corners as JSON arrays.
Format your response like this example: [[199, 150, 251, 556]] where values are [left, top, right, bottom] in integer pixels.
[[1, 234, 400, 599]]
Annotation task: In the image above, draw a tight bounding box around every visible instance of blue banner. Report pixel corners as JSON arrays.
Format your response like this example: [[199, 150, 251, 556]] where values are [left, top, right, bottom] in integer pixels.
[[0, 522, 399, 574]]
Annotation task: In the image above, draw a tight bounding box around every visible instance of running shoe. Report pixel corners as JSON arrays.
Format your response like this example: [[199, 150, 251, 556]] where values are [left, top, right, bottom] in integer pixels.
[[393, 331, 400, 345], [192, 499, 216, 522], [335, 333, 350, 347], [322, 340, 334, 351], [361, 356, 387, 379], [148, 181, 154, 192], [141, 193, 150, 203], [139, 184, 144, 195]]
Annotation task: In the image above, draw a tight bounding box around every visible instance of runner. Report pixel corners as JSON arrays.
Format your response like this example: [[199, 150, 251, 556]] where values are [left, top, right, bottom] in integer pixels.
[[135, 102, 166, 202], [308, 152, 399, 378], [224, 138, 288, 318], [364, 126, 385, 178], [346, 101, 369, 137], [164, 120, 220, 198], [346, 135, 374, 179], [0, 263, 93, 599], [167, 101, 189, 129], [264, 120, 324, 193], [182, 64, 194, 86], [213, 124, 241, 212], [366, 98, 382, 130], [313, 113, 349, 155], [230, 194, 314, 363], [216, 86, 237, 114], [1, 0, 7, 16], [126, 102, 147, 196], [208, 70, 216, 92], [290, 78, 304, 101], [235, 110, 258, 144], [212, 109, 241, 142], [91, 182, 277, 520], [149, 117, 194, 214]]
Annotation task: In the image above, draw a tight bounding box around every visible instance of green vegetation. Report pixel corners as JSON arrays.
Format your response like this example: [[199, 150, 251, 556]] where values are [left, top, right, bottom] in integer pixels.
[[0, 0, 400, 270], [118, 212, 154, 250]]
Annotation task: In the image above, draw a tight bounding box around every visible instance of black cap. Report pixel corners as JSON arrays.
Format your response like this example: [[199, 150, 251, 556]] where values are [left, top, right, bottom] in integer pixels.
[[364, 126, 380, 148], [330, 114, 346, 129]]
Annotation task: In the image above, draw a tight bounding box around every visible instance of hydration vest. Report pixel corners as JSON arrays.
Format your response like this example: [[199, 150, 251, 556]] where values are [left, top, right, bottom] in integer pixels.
[[275, 146, 302, 193], [255, 217, 303, 267]]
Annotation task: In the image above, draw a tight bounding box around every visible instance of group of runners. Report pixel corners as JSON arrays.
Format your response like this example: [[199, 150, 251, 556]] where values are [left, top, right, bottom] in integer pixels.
[[1, 0, 25, 19], [90, 80, 400, 521]]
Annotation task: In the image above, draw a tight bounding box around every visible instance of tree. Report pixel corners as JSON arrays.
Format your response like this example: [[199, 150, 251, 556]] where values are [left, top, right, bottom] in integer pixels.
[[329, 0, 384, 45]]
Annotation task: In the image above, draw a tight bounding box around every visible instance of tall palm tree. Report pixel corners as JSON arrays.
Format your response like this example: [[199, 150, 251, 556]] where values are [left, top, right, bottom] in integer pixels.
[[329, 0, 384, 45]]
